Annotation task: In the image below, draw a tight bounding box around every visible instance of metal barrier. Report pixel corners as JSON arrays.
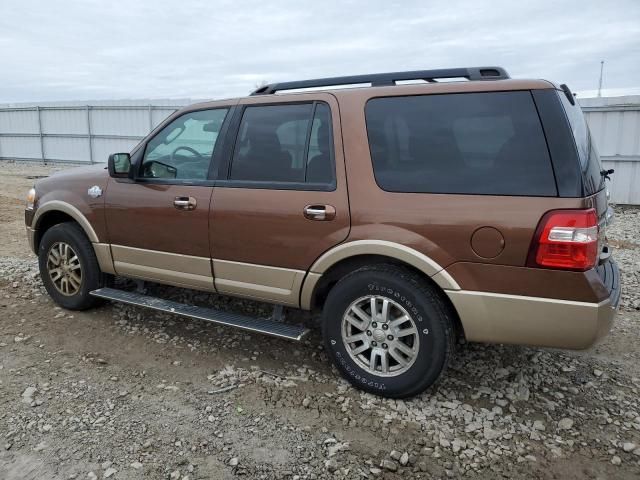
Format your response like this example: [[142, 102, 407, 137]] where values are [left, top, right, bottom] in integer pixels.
[[0, 103, 186, 164]]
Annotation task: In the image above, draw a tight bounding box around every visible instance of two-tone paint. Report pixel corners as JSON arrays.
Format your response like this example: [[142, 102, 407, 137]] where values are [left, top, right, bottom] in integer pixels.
[[25, 78, 619, 350]]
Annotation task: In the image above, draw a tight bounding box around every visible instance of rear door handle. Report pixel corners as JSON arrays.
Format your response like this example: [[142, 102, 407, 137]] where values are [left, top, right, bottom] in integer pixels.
[[303, 204, 336, 221], [174, 196, 197, 210]]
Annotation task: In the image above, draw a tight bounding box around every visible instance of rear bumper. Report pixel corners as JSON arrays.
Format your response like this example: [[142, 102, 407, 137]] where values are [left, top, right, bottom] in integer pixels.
[[447, 260, 620, 350]]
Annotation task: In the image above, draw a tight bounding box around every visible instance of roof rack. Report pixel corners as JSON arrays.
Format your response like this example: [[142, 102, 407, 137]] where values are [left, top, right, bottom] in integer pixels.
[[251, 66, 509, 95]]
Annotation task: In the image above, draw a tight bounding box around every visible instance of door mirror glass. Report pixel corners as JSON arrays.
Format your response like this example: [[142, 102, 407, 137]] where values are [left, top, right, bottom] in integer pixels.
[[108, 153, 131, 177], [142, 160, 177, 179]]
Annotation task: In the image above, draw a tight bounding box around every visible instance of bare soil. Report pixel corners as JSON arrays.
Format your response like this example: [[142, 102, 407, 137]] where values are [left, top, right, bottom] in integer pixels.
[[1, 160, 639, 480]]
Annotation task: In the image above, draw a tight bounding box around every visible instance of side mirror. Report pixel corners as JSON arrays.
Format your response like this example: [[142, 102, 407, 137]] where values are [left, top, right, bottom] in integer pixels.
[[108, 153, 131, 178]]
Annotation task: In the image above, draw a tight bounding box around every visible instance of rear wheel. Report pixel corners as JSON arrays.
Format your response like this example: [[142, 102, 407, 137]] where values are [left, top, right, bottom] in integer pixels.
[[38, 222, 105, 310], [322, 264, 455, 398]]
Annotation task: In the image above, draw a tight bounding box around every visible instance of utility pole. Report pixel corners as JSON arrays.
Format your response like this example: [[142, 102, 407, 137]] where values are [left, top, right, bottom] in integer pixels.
[[597, 60, 604, 97]]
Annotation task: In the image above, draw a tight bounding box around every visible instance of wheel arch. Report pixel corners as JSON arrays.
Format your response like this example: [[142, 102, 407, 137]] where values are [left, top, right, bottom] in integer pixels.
[[33, 201, 99, 251], [301, 241, 464, 337], [32, 202, 115, 275]]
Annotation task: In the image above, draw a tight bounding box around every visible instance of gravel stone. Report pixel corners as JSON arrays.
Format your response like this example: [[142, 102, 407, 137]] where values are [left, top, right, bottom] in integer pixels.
[[0, 164, 639, 480], [558, 418, 574, 430]]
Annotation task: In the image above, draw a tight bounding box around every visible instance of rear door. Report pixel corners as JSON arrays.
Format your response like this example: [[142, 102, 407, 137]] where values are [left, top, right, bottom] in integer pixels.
[[209, 93, 350, 306]]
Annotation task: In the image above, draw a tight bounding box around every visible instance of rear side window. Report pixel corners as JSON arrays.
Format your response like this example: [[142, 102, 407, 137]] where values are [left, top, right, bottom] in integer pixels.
[[365, 91, 557, 196], [558, 92, 604, 194], [229, 102, 334, 185]]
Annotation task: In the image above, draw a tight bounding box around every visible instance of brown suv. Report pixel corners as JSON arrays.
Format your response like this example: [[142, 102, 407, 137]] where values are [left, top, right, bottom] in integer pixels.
[[24, 67, 620, 398]]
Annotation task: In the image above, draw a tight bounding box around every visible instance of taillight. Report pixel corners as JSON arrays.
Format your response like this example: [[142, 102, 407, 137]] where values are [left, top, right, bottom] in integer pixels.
[[528, 208, 599, 271]]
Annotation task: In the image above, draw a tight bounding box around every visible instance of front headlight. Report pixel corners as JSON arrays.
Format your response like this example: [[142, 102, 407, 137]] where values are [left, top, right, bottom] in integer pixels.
[[26, 187, 36, 210]]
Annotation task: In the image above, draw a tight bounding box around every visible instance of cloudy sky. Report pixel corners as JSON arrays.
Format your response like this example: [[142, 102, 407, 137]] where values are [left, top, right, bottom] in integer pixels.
[[1, 0, 639, 103]]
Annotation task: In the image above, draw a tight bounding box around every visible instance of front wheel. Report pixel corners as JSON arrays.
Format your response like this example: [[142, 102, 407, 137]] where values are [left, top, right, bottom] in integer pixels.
[[38, 222, 105, 310], [321, 264, 455, 398]]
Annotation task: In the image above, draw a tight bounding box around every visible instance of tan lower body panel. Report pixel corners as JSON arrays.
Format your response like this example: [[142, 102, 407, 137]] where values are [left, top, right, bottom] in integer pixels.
[[213, 259, 305, 307], [93, 243, 116, 275], [447, 290, 616, 350], [111, 245, 215, 292], [26, 227, 36, 254]]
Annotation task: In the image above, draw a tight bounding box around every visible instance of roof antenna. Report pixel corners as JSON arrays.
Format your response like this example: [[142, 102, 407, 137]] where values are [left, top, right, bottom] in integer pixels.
[[597, 60, 604, 97]]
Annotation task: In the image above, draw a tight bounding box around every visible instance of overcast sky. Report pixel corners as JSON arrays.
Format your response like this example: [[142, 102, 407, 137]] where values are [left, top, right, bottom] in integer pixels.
[[1, 0, 639, 103]]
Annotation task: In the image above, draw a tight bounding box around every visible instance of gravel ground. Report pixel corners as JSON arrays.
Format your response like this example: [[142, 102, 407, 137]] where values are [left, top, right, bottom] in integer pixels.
[[1, 160, 639, 480]]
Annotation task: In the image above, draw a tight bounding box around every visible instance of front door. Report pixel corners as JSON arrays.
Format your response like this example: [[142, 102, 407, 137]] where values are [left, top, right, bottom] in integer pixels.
[[104, 105, 232, 291], [209, 93, 350, 306]]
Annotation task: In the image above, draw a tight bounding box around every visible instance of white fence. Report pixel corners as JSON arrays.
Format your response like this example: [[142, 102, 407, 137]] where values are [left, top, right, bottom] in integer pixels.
[[581, 96, 640, 205], [0, 100, 194, 164], [1, 95, 639, 204]]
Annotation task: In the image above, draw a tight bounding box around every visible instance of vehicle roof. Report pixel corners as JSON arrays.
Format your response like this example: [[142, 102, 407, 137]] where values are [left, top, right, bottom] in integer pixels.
[[183, 78, 556, 113]]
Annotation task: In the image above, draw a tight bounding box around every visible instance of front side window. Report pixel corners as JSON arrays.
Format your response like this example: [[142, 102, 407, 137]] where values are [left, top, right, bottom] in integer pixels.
[[229, 102, 334, 185], [365, 91, 557, 196], [142, 108, 228, 180]]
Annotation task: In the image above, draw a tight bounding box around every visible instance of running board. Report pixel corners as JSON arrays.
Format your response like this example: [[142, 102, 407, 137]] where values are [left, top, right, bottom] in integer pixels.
[[90, 287, 310, 341]]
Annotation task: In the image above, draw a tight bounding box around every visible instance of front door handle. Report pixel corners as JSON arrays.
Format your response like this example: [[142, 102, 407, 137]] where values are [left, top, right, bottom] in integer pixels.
[[174, 196, 197, 211], [303, 204, 336, 221]]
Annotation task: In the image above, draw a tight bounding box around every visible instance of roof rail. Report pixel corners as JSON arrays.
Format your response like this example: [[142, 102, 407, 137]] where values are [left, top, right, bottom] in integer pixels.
[[251, 66, 509, 95]]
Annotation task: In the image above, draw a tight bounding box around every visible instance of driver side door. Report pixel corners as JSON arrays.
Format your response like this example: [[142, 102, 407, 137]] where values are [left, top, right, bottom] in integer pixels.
[[103, 104, 234, 291]]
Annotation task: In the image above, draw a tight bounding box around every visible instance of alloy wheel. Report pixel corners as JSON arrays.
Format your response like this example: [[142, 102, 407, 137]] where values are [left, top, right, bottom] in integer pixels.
[[47, 241, 82, 296], [341, 295, 420, 377]]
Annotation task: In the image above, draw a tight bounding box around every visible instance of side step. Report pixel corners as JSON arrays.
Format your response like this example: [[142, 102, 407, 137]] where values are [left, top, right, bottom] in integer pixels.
[[90, 287, 310, 341]]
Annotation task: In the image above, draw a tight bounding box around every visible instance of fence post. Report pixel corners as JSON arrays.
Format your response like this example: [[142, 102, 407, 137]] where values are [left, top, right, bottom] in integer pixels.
[[36, 106, 45, 164], [148, 104, 153, 132], [86, 105, 93, 164]]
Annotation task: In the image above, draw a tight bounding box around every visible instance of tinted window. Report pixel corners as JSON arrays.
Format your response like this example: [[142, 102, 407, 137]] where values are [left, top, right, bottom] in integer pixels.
[[142, 109, 228, 180], [306, 104, 333, 184], [365, 92, 557, 196], [559, 92, 604, 194], [230, 103, 334, 185]]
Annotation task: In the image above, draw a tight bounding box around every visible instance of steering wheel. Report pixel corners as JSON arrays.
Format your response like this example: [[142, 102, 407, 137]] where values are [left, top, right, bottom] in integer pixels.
[[171, 146, 202, 163]]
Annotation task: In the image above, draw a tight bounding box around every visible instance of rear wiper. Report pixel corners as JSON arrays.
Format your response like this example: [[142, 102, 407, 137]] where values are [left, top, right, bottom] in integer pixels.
[[600, 168, 614, 180]]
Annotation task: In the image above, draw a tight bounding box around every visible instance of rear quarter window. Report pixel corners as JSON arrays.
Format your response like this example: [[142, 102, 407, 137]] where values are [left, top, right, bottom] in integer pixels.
[[558, 92, 604, 195], [365, 91, 558, 196]]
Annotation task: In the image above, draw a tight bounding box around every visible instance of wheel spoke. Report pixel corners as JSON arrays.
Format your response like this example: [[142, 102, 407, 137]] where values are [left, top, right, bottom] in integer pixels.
[[68, 272, 81, 289], [350, 305, 371, 326], [381, 298, 390, 323], [60, 243, 69, 262], [48, 249, 61, 266], [49, 268, 63, 282], [389, 315, 410, 329], [389, 347, 409, 366], [345, 312, 367, 331], [351, 343, 369, 356], [370, 297, 378, 320], [344, 333, 367, 344], [396, 327, 418, 338], [369, 350, 379, 371], [379, 350, 390, 373], [394, 341, 416, 357]]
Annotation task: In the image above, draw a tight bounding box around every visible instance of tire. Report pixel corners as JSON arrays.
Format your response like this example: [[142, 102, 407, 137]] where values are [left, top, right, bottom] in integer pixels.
[[321, 264, 455, 398], [38, 222, 105, 310]]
